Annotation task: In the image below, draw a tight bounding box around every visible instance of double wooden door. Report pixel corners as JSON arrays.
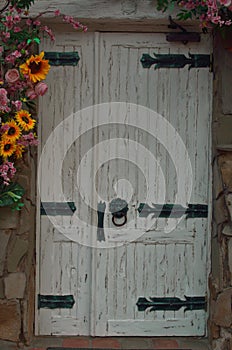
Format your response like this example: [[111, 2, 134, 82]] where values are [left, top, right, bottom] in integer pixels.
[[36, 31, 212, 336]]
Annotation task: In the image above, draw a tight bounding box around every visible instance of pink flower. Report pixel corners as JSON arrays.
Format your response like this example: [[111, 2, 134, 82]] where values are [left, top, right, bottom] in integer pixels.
[[0, 124, 9, 133], [12, 100, 22, 110], [54, 9, 61, 16], [26, 19, 32, 26], [42, 26, 55, 41], [5, 54, 15, 64], [0, 88, 9, 109], [219, 0, 231, 6], [2, 32, 10, 39], [12, 50, 21, 58], [33, 20, 41, 26], [0, 161, 16, 185], [26, 88, 37, 100], [13, 15, 21, 23], [6, 15, 13, 22], [5, 69, 20, 84], [13, 26, 22, 33], [18, 132, 38, 146], [35, 82, 48, 96]]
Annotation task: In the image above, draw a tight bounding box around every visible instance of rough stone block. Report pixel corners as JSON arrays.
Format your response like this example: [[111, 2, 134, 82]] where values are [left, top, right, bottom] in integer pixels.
[[0, 208, 19, 229], [0, 278, 4, 298], [0, 300, 21, 341], [211, 238, 223, 288], [213, 160, 224, 199], [23, 266, 35, 342], [210, 321, 220, 339], [5, 272, 26, 299], [228, 238, 232, 284], [0, 230, 10, 276], [7, 237, 28, 272], [220, 154, 232, 191], [212, 288, 232, 327], [214, 196, 228, 224], [18, 203, 35, 235], [222, 223, 232, 236], [222, 49, 232, 115], [225, 193, 232, 221], [17, 175, 29, 194]]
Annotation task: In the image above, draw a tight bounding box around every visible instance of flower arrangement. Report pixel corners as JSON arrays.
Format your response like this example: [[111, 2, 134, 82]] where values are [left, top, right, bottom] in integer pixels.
[[157, 0, 232, 29], [0, 0, 87, 209]]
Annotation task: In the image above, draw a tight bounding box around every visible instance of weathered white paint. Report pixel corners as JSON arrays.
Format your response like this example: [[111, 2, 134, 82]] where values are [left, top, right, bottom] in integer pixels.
[[108, 315, 206, 336], [29, 0, 201, 32], [30, 0, 171, 21], [36, 31, 212, 336]]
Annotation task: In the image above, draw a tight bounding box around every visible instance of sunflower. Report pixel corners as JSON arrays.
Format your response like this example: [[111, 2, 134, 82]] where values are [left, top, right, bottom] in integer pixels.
[[2, 120, 21, 142], [15, 110, 36, 131], [15, 144, 25, 159], [19, 51, 50, 83], [0, 139, 16, 159]]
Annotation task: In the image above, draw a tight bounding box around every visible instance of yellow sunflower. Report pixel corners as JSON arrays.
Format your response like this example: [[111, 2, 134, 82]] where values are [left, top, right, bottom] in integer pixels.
[[2, 120, 21, 142], [19, 51, 50, 83], [15, 144, 25, 159], [0, 139, 16, 159], [15, 110, 36, 131]]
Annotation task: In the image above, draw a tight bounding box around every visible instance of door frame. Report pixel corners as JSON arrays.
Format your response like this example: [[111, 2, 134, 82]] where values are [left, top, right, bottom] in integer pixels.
[[35, 23, 213, 337]]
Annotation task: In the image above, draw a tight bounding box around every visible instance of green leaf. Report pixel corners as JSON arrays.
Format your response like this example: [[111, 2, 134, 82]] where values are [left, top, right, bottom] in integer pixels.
[[11, 0, 35, 10], [33, 38, 40, 44], [0, 183, 25, 209], [11, 202, 25, 211]]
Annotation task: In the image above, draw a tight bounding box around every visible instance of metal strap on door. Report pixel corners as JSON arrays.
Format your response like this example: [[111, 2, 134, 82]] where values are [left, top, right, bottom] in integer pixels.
[[44, 52, 80, 66], [40, 198, 208, 226]]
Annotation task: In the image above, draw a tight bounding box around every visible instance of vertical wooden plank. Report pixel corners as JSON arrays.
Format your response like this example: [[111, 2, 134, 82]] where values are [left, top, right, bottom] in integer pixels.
[[134, 243, 145, 321], [125, 244, 136, 320], [143, 245, 156, 321], [37, 32, 95, 336]]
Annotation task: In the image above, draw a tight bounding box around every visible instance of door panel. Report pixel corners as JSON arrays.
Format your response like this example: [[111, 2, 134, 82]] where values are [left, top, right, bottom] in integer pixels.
[[36, 32, 212, 336], [92, 33, 211, 335], [37, 32, 95, 336]]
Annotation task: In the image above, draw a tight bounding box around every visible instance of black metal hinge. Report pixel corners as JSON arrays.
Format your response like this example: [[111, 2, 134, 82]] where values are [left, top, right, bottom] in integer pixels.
[[138, 203, 208, 219], [97, 201, 106, 241], [38, 294, 75, 309], [136, 296, 207, 312], [166, 16, 201, 45], [140, 53, 210, 69], [40, 202, 76, 216], [44, 52, 80, 66]]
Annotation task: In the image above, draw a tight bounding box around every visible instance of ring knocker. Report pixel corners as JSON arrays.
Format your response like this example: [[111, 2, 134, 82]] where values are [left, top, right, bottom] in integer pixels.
[[109, 198, 129, 227]]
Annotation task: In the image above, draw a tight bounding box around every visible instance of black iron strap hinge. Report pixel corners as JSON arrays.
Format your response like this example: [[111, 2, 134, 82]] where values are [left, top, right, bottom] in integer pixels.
[[141, 52, 211, 69], [38, 294, 75, 309], [138, 203, 208, 219], [136, 296, 207, 312], [44, 52, 80, 66], [40, 202, 76, 216]]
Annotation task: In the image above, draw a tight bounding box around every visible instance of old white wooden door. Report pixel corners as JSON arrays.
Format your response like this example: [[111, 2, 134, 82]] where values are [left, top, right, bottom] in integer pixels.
[[36, 31, 212, 336]]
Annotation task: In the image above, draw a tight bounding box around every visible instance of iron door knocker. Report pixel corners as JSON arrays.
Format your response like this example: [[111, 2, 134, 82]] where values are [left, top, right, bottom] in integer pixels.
[[109, 198, 129, 227]]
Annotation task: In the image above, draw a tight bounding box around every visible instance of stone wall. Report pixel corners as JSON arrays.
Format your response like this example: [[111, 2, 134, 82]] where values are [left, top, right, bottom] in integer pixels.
[[0, 151, 36, 345], [210, 33, 232, 350]]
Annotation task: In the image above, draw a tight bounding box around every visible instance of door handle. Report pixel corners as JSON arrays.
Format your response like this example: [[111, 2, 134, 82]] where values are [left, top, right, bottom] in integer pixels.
[[109, 198, 128, 227]]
